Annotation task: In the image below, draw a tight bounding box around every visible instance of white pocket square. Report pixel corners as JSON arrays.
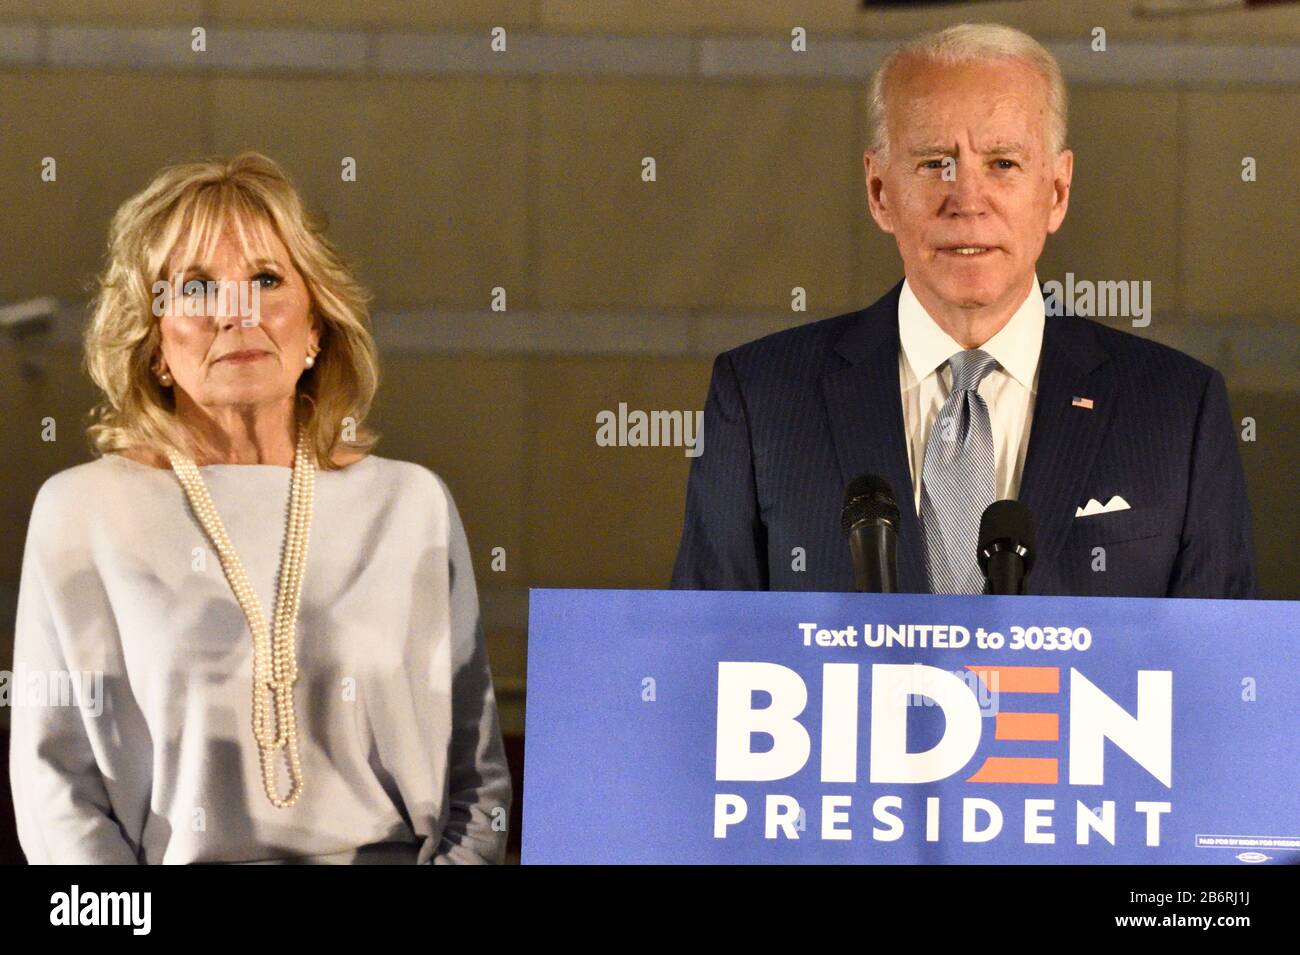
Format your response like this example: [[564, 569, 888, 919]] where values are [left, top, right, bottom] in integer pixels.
[[1075, 495, 1131, 518]]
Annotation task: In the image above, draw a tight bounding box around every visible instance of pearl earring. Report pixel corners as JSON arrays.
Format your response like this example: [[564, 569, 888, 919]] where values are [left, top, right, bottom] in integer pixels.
[[159, 371, 173, 386], [304, 354, 315, 368]]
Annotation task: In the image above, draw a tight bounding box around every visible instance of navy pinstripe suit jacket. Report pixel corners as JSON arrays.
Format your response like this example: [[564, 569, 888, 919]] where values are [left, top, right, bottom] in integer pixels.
[[670, 279, 1257, 597]]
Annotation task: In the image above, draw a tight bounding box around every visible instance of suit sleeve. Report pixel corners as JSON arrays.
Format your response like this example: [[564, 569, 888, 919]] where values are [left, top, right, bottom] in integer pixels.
[[431, 477, 512, 864], [1166, 368, 1257, 598], [670, 351, 769, 589]]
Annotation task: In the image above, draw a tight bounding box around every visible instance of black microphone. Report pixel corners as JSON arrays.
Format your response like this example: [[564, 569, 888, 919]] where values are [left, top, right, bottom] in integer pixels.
[[978, 500, 1036, 595], [842, 475, 900, 593]]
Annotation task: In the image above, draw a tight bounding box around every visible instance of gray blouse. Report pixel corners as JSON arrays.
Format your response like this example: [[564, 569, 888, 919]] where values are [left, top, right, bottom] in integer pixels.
[[9, 453, 511, 864]]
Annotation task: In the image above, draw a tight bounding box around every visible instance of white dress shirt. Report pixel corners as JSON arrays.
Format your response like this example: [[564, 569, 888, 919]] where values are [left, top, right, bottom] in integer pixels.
[[898, 276, 1046, 516]]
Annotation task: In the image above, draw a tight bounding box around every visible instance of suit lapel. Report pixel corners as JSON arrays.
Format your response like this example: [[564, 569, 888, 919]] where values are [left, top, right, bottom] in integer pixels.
[[1017, 314, 1117, 578], [821, 281, 928, 592]]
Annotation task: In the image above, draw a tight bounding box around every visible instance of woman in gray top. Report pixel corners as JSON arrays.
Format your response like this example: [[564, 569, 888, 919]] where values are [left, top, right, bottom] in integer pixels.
[[10, 151, 511, 864]]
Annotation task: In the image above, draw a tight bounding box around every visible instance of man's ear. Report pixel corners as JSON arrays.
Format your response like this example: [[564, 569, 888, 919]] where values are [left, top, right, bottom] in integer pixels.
[[1046, 148, 1073, 235], [864, 149, 895, 235]]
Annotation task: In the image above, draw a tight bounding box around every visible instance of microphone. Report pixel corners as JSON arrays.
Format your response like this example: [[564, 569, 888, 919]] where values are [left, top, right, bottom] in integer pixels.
[[978, 500, 1036, 595], [842, 475, 900, 593]]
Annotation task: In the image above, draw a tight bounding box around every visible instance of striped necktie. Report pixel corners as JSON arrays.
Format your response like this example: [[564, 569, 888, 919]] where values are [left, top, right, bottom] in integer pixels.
[[920, 348, 1000, 595]]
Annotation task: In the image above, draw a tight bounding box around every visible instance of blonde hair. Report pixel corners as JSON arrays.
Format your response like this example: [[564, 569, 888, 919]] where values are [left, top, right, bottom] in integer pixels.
[[83, 151, 381, 470], [868, 23, 1068, 165]]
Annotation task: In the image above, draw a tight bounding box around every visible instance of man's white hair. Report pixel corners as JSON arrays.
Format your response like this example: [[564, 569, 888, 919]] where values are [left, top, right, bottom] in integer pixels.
[[867, 22, 1068, 165]]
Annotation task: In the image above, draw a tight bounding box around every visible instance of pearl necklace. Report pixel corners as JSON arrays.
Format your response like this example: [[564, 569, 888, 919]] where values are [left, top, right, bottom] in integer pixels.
[[166, 426, 315, 808]]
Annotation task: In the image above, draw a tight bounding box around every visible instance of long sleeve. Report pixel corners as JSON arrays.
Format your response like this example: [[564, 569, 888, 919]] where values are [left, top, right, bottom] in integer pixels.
[[9, 490, 140, 864], [671, 351, 769, 589], [7, 455, 518, 865], [1166, 368, 1257, 598], [430, 478, 512, 864]]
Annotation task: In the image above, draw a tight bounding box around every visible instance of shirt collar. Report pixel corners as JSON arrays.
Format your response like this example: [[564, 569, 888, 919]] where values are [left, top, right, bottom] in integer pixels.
[[898, 275, 1045, 390]]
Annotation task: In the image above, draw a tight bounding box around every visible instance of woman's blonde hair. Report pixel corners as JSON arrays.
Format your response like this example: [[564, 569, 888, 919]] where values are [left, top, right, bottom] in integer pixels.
[[83, 151, 380, 470]]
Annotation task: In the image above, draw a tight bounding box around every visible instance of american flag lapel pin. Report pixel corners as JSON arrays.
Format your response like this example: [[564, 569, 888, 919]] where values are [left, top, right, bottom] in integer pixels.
[[1072, 396, 1095, 410]]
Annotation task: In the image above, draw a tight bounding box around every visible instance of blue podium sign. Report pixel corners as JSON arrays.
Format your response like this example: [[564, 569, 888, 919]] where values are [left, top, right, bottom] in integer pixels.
[[522, 590, 1299, 864]]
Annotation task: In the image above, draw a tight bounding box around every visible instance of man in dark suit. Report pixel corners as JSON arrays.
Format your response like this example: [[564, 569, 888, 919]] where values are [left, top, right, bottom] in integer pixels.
[[670, 24, 1255, 598]]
